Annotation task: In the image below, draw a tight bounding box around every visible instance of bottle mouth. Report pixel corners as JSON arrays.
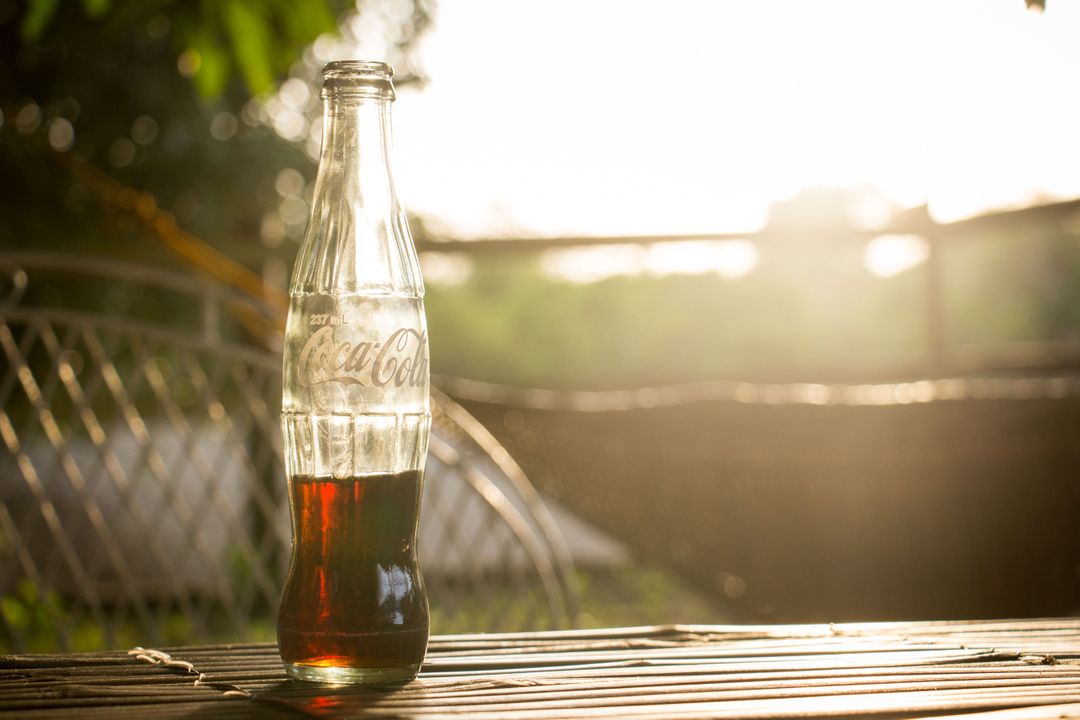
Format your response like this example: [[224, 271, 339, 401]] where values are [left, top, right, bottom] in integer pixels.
[[322, 61, 396, 101]]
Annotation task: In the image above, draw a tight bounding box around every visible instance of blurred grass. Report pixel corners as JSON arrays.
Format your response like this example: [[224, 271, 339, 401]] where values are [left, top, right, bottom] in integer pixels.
[[426, 254, 929, 388], [0, 566, 722, 652], [573, 566, 727, 629], [425, 224, 1080, 389]]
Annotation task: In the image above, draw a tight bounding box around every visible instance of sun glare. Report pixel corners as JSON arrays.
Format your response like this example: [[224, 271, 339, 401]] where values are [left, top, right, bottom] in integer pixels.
[[419, 251, 474, 287], [391, 0, 1080, 239], [264, 1, 1080, 282], [644, 241, 759, 280], [541, 240, 759, 284], [863, 234, 930, 278], [540, 245, 645, 285]]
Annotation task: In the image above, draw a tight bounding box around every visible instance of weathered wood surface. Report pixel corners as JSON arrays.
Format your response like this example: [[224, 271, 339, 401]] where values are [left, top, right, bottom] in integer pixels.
[[5, 619, 1080, 718]]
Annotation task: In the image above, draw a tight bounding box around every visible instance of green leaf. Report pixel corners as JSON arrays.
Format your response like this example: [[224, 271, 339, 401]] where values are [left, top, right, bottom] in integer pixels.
[[175, 9, 232, 100], [222, 0, 274, 95], [191, 32, 231, 99], [271, 0, 338, 75], [278, 0, 337, 49], [0, 596, 28, 630], [81, 0, 111, 19], [72, 623, 105, 652], [16, 578, 38, 603], [20, 0, 61, 40], [299, 2, 338, 37]]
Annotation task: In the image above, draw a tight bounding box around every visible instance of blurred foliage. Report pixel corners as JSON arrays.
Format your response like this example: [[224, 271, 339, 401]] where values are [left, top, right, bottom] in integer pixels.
[[573, 567, 725, 629], [1, 0, 1076, 388], [945, 229, 1080, 348], [1, 567, 722, 651], [19, 0, 340, 96], [0, 0, 432, 290], [0, 579, 66, 652], [425, 218, 1080, 388], [427, 257, 923, 387]]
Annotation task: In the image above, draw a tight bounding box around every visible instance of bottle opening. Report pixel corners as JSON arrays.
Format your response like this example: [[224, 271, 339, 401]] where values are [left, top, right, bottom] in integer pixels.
[[322, 61, 396, 102]]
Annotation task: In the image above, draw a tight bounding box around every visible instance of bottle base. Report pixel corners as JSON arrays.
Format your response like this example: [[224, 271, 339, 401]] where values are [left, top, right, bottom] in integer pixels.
[[283, 661, 421, 685]]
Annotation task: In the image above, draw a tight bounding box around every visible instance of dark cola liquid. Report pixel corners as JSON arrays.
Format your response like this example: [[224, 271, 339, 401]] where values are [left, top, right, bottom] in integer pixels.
[[278, 471, 429, 683]]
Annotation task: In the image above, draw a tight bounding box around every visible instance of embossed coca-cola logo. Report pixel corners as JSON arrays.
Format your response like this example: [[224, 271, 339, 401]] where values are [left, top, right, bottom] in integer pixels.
[[297, 325, 427, 388]]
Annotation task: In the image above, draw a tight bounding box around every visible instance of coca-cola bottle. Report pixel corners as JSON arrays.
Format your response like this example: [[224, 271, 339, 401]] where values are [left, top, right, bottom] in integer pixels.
[[278, 61, 430, 684]]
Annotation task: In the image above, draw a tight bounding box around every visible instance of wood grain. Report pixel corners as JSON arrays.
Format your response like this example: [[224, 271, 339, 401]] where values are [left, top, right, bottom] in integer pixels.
[[5, 618, 1080, 718]]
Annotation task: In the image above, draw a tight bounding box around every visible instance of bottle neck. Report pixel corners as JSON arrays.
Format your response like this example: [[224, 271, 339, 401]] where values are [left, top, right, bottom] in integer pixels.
[[293, 93, 422, 297], [318, 97, 397, 213]]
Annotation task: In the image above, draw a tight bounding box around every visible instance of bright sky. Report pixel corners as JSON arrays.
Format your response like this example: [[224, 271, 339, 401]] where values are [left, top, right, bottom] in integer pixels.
[[387, 0, 1080, 239]]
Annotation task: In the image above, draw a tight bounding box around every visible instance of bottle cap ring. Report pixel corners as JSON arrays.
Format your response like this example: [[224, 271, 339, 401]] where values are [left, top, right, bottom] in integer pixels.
[[322, 61, 395, 101]]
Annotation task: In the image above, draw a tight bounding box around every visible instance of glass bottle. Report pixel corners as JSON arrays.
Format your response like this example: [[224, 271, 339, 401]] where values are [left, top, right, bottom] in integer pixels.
[[278, 61, 430, 685]]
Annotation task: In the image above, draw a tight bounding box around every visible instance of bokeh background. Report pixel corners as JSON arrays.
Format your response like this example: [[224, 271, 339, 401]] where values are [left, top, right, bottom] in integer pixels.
[[2, 0, 1080, 650]]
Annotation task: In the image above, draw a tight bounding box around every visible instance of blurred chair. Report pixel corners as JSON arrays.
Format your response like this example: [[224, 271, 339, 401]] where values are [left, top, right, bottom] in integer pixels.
[[0, 252, 577, 652]]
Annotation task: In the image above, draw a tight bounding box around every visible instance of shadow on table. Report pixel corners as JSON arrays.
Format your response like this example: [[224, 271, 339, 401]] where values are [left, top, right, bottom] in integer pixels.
[[236, 681, 421, 719]]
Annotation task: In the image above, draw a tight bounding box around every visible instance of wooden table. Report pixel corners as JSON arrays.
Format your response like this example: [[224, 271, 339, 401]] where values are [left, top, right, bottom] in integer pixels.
[[5, 619, 1080, 718]]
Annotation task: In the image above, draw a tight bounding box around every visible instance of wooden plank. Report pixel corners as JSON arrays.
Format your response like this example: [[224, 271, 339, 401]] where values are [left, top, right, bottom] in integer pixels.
[[6, 619, 1080, 718], [924, 702, 1080, 719]]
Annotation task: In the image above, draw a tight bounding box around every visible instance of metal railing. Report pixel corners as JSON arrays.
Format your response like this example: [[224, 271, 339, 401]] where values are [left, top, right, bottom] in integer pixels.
[[0, 252, 579, 652]]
